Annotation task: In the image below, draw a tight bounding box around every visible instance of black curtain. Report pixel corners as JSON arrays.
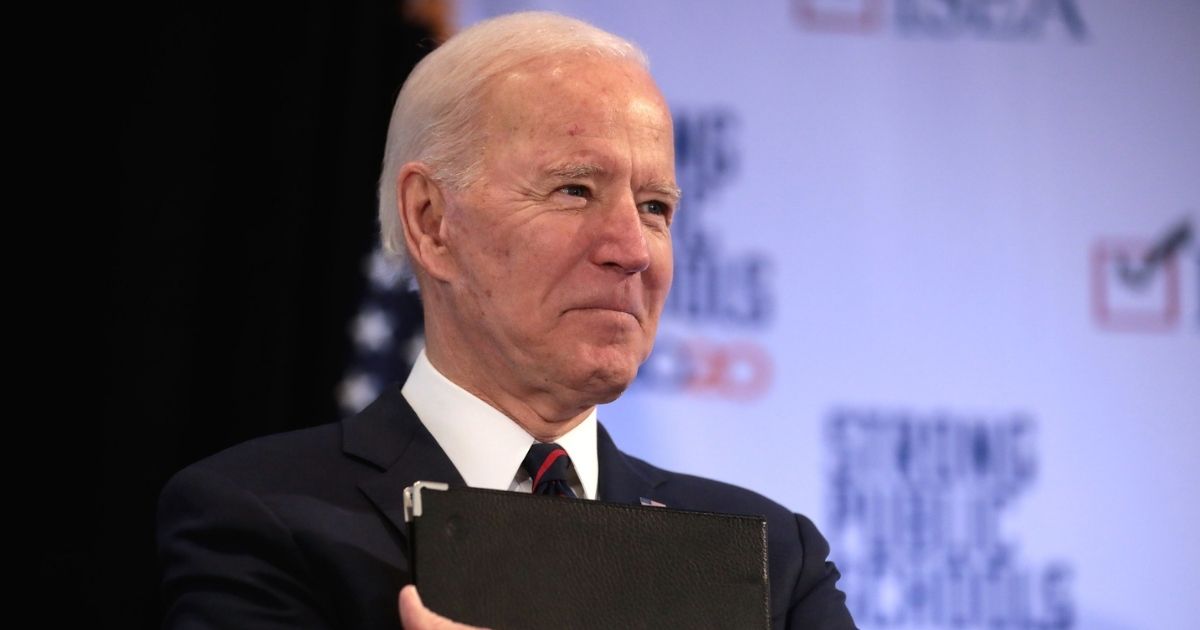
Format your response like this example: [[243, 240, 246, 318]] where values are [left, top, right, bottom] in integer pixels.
[[85, 1, 433, 625]]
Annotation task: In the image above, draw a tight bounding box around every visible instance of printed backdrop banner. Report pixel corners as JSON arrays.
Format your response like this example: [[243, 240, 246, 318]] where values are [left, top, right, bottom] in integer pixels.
[[458, 2, 1198, 628]]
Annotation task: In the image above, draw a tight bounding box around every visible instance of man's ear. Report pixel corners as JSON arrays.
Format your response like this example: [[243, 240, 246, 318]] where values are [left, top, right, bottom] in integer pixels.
[[396, 163, 456, 283]]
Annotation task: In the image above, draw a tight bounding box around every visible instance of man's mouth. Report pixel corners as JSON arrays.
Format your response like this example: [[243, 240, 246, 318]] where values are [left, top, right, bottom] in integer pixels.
[[565, 303, 642, 322]]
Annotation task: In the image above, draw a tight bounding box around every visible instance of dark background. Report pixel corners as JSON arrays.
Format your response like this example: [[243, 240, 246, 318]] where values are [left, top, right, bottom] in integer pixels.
[[73, 1, 438, 625]]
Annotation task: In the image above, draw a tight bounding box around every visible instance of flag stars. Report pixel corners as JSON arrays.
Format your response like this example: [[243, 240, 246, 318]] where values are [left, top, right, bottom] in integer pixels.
[[337, 372, 380, 414], [353, 308, 393, 352], [366, 248, 404, 289]]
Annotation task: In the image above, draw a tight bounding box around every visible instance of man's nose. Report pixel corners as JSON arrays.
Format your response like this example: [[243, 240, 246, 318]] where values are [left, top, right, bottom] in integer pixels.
[[591, 194, 652, 274]]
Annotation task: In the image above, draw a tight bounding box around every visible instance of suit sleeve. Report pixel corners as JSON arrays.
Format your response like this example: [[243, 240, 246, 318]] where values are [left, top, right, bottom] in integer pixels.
[[156, 464, 338, 629], [786, 513, 858, 629]]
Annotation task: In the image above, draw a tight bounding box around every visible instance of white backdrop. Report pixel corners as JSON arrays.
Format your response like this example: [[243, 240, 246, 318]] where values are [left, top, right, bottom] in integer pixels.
[[458, 2, 1199, 628]]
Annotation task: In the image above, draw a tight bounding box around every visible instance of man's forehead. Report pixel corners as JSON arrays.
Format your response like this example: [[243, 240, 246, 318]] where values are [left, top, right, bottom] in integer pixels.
[[496, 53, 649, 85], [484, 55, 665, 121], [475, 54, 676, 190]]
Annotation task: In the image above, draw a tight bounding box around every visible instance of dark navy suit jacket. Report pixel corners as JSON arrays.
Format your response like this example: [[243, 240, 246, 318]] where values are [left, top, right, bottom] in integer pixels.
[[157, 386, 857, 629]]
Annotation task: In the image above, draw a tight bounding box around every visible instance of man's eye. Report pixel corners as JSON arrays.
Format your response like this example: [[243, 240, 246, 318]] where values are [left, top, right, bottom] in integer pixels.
[[558, 185, 590, 198], [639, 200, 670, 217]]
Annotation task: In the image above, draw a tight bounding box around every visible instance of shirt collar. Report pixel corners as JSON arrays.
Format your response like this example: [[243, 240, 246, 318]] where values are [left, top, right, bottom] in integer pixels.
[[401, 349, 598, 500]]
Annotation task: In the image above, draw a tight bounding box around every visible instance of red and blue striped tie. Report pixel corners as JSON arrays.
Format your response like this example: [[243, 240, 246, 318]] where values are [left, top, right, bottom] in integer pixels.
[[522, 442, 577, 498]]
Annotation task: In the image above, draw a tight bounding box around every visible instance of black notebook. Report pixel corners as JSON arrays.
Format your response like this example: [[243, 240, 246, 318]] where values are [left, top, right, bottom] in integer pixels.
[[403, 482, 771, 630]]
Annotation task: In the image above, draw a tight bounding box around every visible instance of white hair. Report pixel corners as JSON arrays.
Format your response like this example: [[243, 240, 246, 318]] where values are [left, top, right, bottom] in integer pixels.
[[376, 11, 650, 273]]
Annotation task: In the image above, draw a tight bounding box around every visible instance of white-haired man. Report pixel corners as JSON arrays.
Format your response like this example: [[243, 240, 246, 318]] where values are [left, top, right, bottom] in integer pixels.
[[158, 12, 856, 629]]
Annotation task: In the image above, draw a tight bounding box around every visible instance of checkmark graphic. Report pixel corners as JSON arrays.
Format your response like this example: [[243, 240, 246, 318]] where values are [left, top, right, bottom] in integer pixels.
[[1115, 221, 1191, 288], [1091, 219, 1192, 332]]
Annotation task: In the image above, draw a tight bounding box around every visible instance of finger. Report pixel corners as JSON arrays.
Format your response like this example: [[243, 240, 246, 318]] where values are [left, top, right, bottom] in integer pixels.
[[399, 585, 486, 629], [398, 585, 431, 626]]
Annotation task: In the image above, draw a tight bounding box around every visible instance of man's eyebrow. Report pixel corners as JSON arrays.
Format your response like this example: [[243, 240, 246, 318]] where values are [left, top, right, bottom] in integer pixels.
[[645, 181, 683, 202], [545, 163, 606, 180]]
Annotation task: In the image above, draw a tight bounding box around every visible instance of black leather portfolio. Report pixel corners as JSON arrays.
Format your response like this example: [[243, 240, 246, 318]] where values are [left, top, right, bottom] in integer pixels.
[[402, 482, 770, 629]]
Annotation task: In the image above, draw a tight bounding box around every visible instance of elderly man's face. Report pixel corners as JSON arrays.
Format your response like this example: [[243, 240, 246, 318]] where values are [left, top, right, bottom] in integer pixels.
[[440, 55, 677, 410]]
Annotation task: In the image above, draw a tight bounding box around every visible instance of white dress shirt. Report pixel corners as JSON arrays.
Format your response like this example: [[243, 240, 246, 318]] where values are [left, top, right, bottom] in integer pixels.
[[401, 349, 598, 500]]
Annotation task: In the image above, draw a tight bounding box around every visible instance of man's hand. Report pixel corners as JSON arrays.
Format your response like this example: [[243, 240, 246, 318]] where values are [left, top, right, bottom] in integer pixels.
[[398, 585, 490, 630]]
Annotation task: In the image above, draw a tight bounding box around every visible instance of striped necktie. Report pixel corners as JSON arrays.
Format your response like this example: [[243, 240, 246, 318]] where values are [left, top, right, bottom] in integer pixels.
[[522, 442, 577, 498]]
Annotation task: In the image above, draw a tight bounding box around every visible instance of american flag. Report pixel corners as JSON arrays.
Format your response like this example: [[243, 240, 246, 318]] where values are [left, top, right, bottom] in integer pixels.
[[337, 246, 425, 417]]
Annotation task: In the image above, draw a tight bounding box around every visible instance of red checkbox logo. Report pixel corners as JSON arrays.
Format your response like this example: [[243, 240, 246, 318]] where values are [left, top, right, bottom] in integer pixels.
[[1091, 239, 1181, 332]]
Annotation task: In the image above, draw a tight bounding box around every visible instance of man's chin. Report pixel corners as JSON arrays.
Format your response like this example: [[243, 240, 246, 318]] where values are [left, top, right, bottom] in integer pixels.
[[584, 379, 631, 405], [571, 359, 639, 403], [533, 341, 647, 406]]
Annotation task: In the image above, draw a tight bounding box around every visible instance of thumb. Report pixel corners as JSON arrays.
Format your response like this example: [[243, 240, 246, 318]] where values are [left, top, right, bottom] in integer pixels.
[[398, 585, 433, 626], [398, 585, 488, 629]]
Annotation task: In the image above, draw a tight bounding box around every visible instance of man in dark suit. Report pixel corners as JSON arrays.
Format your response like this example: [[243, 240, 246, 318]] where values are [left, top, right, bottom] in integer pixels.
[[157, 11, 856, 629]]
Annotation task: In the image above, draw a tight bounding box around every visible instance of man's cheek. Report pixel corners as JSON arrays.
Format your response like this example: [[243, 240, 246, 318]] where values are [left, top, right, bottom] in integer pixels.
[[475, 230, 514, 265]]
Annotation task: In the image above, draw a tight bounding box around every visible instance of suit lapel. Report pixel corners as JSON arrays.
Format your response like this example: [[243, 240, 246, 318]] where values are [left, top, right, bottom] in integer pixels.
[[596, 422, 667, 505], [343, 386, 466, 539]]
